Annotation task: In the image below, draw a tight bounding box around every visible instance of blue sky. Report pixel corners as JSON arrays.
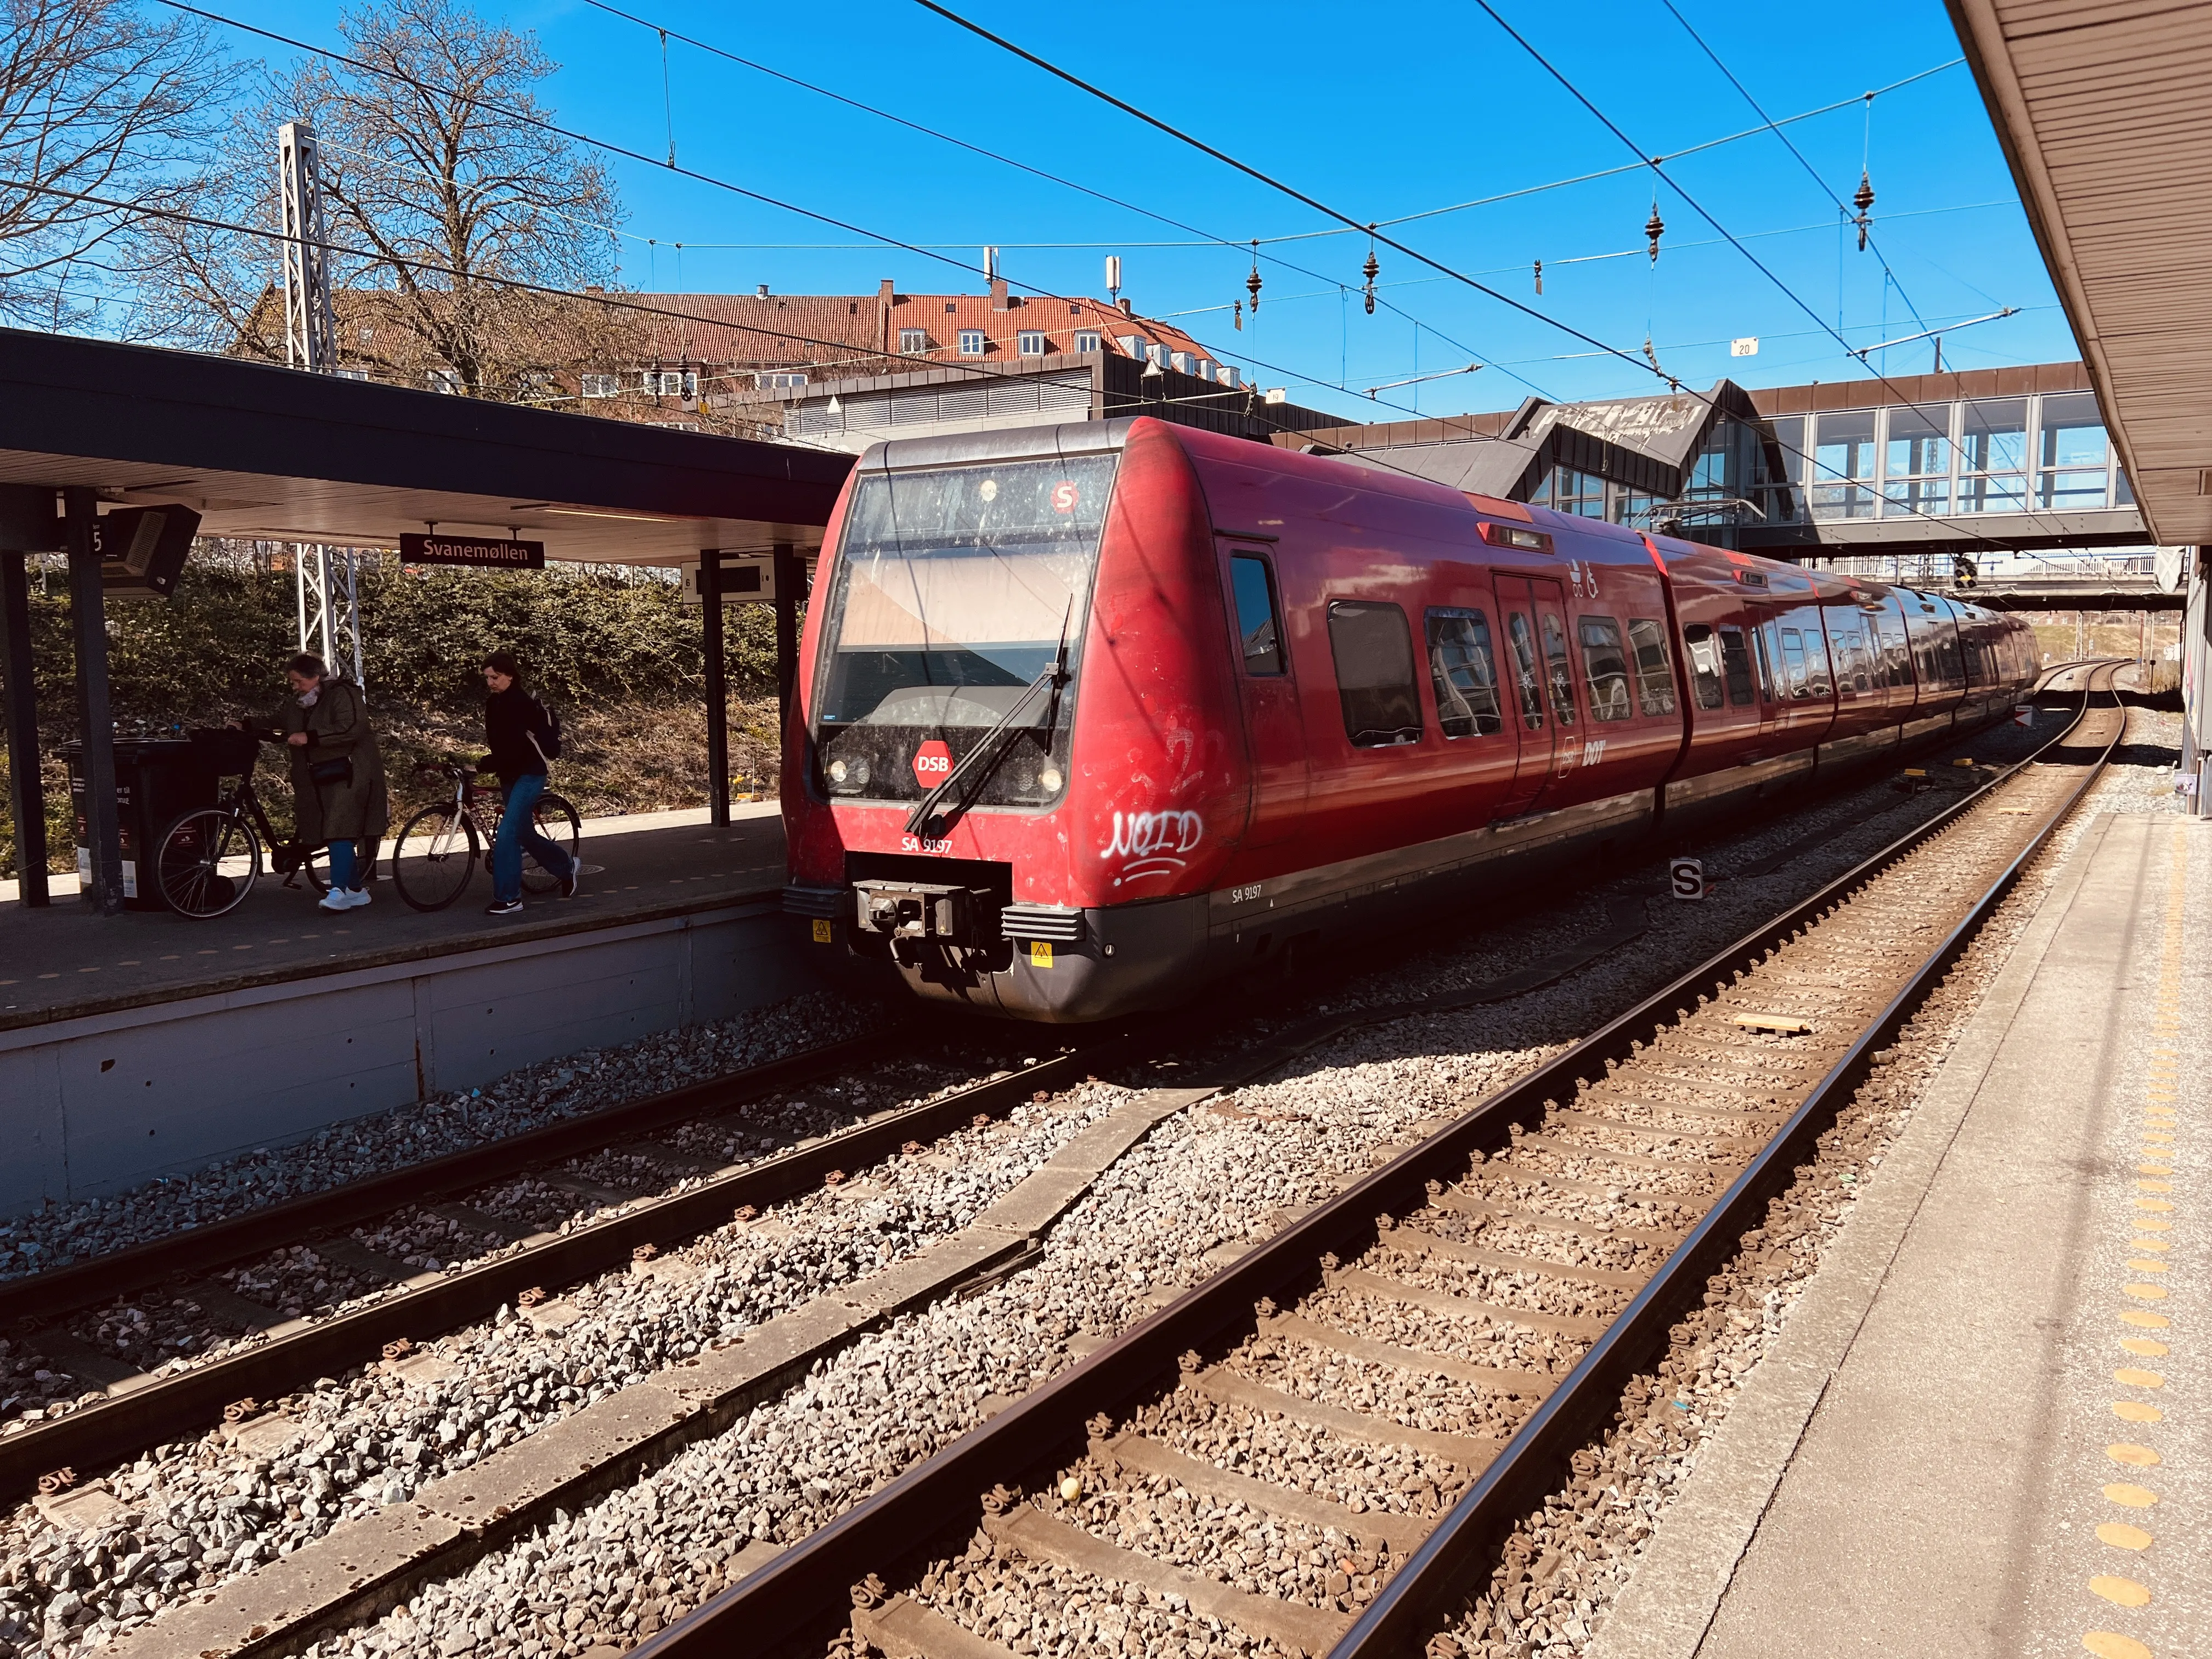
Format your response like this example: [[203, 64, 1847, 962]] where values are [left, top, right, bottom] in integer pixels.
[[209, 0, 2073, 425]]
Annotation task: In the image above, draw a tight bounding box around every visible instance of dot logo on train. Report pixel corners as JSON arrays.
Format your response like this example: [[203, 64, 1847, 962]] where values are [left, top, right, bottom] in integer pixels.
[[787, 419, 2037, 1023], [911, 740, 952, 788]]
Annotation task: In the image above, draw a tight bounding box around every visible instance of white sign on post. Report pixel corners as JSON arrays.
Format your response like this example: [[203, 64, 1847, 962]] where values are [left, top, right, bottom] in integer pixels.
[[1669, 857, 1706, 901], [682, 555, 777, 605], [1730, 337, 1759, 357]]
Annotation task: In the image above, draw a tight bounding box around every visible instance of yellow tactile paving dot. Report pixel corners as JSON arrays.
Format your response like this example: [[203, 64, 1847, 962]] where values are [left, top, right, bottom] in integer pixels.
[[2123, 1283, 2170, 1301], [2103, 1483, 2159, 1508], [2120, 1338, 2169, 1357], [2120, 1310, 2170, 1330], [2084, 1633, 2154, 1659], [2089, 1575, 2152, 1608], [2096, 1522, 2155, 1551], [2127, 1259, 2171, 1274], [2111, 1401, 2164, 1424], [2136, 1217, 2172, 1233], [2113, 1369, 2167, 1389], [2106, 1443, 2163, 1468]]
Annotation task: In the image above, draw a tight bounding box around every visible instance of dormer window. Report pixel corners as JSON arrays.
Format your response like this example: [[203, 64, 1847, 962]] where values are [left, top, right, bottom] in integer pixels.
[[898, 327, 928, 353], [957, 329, 985, 356], [1017, 330, 1046, 355], [1073, 330, 1101, 353]]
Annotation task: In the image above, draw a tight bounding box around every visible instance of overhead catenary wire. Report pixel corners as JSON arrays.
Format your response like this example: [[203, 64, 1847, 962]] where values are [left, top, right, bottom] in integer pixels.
[[1464, 0, 2079, 549], [154, 0, 1533, 441], [915, 0, 2059, 559], [5, 171, 1510, 490], [1657, 0, 1927, 336]]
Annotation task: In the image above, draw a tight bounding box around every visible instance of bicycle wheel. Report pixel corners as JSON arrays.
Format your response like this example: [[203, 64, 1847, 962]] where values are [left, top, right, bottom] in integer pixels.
[[155, 809, 261, 919], [390, 804, 480, 912], [520, 792, 583, 894]]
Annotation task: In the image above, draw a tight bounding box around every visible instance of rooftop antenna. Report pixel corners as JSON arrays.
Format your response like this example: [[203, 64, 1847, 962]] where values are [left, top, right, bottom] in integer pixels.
[[1104, 253, 1121, 302]]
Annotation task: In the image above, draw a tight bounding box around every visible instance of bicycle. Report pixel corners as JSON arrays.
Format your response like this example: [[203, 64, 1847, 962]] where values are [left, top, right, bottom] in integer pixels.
[[389, 761, 582, 912], [153, 727, 331, 918]]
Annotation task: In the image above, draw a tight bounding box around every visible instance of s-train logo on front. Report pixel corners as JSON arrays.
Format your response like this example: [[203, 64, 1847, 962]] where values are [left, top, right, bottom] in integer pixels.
[[1103, 810, 1203, 884]]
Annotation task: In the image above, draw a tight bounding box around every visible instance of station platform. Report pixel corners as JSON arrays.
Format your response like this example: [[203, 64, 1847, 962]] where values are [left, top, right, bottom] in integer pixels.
[[0, 804, 815, 1216], [1593, 810, 2208, 1659]]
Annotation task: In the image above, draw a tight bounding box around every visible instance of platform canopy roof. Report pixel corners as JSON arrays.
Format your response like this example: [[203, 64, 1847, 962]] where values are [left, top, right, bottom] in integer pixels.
[[1948, 0, 2212, 548], [0, 328, 854, 564]]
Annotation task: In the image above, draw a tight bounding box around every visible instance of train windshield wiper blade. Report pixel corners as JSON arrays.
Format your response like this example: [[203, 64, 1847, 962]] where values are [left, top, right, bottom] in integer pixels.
[[905, 627, 1072, 838]]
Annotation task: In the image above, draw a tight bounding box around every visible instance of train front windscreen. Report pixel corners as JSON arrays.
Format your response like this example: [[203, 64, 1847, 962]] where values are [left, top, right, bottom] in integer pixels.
[[810, 453, 1116, 808]]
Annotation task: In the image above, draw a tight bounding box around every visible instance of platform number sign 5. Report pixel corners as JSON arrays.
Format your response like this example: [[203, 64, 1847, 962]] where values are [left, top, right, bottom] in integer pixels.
[[1669, 857, 1706, 902], [912, 739, 953, 788]]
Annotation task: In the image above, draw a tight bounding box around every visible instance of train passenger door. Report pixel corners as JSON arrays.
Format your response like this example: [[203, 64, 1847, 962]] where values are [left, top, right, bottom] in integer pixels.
[[1491, 573, 1571, 816], [1220, 543, 1307, 848]]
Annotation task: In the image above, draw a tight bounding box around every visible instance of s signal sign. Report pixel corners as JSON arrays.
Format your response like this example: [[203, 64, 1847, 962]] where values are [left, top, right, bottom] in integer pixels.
[[1669, 857, 1706, 901]]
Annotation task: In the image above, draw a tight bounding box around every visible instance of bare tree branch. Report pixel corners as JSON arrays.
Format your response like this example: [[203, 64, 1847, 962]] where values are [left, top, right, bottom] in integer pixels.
[[0, 0, 240, 331], [141, 0, 630, 397]]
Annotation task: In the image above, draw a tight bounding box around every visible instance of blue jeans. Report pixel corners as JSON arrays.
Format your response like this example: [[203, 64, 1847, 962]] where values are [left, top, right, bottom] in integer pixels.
[[327, 838, 356, 890], [493, 774, 572, 902]]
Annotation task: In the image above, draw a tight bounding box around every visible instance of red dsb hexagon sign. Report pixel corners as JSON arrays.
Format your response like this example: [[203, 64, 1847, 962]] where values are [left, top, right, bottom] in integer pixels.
[[912, 739, 953, 788]]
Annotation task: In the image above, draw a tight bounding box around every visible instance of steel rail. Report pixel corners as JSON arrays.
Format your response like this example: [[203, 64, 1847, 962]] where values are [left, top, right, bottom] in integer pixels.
[[1329, 663, 2127, 1656], [633, 668, 2118, 1658], [0, 1032, 1143, 1500], [0, 1029, 910, 1329]]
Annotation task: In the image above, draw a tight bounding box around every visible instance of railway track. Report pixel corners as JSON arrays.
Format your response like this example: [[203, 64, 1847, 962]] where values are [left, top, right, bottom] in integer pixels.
[[1, 670, 2104, 1659], [0, 1025, 1108, 1496], [0, 669, 2089, 1509], [623, 663, 2127, 1659]]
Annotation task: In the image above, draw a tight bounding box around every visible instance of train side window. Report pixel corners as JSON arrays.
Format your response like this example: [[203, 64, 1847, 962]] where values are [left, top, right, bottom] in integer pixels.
[[1505, 612, 1545, 729], [1627, 618, 1677, 716], [1425, 607, 1503, 738], [1720, 626, 1757, 705], [1539, 613, 1578, 727], [1779, 627, 1810, 698], [1805, 629, 1832, 698], [1751, 624, 1776, 702], [1681, 623, 1725, 710], [1326, 600, 1424, 747], [1577, 617, 1634, 721], [1229, 554, 1284, 675]]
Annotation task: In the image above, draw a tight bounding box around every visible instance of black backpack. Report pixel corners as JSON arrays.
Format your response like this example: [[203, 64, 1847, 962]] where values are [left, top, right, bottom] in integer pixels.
[[529, 698, 565, 763]]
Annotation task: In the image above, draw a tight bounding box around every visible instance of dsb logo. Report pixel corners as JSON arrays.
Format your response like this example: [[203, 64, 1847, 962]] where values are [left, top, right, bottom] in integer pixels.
[[912, 740, 953, 787]]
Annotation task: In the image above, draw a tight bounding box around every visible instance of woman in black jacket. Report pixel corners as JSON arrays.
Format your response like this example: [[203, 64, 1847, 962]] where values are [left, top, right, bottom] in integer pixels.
[[478, 650, 577, 915]]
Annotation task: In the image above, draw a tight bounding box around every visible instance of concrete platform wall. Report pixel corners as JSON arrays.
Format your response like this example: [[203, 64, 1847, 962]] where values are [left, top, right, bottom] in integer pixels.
[[0, 899, 814, 1216]]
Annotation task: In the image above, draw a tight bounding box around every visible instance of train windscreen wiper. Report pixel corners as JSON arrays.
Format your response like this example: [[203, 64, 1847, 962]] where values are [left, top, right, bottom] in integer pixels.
[[905, 609, 1072, 838]]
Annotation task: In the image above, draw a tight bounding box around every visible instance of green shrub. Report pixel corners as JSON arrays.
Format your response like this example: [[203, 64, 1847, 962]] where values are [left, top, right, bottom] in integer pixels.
[[1, 550, 787, 877]]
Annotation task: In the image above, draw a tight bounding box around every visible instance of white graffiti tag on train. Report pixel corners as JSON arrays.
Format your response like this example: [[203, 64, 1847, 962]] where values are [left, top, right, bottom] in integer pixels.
[[1103, 809, 1204, 882]]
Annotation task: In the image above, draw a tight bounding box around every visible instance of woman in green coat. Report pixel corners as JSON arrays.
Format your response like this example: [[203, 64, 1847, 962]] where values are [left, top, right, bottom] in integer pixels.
[[278, 652, 388, 912]]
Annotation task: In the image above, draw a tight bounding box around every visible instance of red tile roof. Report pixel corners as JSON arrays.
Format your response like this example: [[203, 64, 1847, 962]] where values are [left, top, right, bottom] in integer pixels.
[[628, 287, 1218, 381]]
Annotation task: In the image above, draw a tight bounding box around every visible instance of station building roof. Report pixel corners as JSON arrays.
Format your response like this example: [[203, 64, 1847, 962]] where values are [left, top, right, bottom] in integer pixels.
[[0, 328, 853, 563]]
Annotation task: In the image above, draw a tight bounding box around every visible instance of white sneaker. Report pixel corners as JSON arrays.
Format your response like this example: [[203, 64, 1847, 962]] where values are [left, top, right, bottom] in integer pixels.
[[346, 887, 370, 909], [318, 889, 352, 912]]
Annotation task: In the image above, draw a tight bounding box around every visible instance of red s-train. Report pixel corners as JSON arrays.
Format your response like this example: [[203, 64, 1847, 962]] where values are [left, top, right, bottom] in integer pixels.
[[781, 416, 2037, 1022]]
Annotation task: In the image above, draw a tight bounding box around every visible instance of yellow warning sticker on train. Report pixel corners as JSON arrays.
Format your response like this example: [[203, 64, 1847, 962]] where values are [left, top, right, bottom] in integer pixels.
[[1030, 940, 1054, 968], [811, 919, 833, 944]]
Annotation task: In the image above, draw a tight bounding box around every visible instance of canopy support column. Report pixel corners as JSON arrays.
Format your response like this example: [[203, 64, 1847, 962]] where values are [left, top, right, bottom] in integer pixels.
[[1, 546, 46, 907], [65, 488, 123, 915], [700, 549, 728, 828]]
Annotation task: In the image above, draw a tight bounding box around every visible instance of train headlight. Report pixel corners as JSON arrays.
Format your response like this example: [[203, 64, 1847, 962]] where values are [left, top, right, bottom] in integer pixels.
[[827, 757, 870, 792], [828, 759, 848, 783], [1040, 766, 1063, 792]]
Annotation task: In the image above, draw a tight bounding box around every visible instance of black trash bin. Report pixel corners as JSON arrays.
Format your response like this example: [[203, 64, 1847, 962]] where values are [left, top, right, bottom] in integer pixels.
[[63, 737, 219, 911]]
